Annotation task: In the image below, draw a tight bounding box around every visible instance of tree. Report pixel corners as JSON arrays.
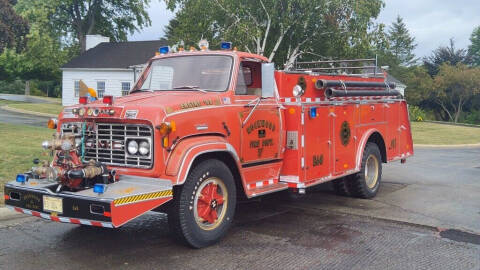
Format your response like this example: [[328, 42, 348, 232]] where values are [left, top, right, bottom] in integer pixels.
[[431, 64, 480, 123], [0, 0, 29, 53], [424, 39, 470, 77], [387, 16, 416, 66], [164, 0, 385, 69], [0, 0, 70, 96], [469, 26, 480, 66], [17, 0, 153, 52]]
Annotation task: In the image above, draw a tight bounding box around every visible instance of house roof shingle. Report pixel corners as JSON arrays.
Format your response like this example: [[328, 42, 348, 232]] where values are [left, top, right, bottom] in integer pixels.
[[62, 40, 168, 69]]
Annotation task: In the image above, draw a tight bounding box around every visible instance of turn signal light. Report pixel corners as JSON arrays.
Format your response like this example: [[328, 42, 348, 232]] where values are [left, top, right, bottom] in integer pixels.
[[79, 96, 88, 105], [47, 118, 58, 129], [103, 95, 113, 105], [156, 122, 172, 135]]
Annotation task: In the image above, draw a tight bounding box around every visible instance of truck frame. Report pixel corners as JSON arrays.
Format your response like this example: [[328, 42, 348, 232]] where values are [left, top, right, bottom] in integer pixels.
[[4, 46, 413, 248]]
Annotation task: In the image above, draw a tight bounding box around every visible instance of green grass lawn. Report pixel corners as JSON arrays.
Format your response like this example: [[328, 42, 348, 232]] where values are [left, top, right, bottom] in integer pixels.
[[0, 123, 54, 203], [8, 102, 63, 115], [410, 122, 480, 145], [0, 98, 63, 115]]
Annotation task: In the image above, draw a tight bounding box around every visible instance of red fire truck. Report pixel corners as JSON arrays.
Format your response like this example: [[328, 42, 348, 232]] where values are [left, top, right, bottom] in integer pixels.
[[4, 43, 413, 248]]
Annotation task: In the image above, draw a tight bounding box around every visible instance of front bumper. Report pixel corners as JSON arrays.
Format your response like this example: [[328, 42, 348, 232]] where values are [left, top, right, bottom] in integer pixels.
[[4, 175, 173, 228]]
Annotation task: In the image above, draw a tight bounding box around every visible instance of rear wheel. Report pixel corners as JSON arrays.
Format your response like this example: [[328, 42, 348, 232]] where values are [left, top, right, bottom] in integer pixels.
[[168, 159, 236, 248], [347, 142, 382, 199], [332, 177, 351, 196]]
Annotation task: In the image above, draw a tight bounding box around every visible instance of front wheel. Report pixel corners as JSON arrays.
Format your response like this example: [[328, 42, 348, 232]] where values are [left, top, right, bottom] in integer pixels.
[[347, 142, 382, 199], [168, 159, 236, 248]]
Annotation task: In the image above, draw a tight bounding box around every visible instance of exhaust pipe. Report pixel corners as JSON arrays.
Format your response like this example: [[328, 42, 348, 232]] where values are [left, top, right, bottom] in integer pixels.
[[325, 88, 401, 99], [316, 79, 396, 90]]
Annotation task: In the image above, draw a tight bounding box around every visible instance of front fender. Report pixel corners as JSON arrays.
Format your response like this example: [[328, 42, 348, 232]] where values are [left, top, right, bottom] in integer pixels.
[[165, 136, 240, 185]]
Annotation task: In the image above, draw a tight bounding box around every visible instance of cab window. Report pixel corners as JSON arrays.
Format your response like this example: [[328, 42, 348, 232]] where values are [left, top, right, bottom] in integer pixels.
[[235, 61, 262, 96]]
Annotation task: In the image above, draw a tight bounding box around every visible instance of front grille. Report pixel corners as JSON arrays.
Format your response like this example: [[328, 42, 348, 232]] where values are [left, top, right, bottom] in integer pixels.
[[61, 122, 153, 168]]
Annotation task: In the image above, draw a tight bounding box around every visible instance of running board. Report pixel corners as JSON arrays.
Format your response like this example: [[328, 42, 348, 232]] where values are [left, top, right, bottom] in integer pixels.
[[245, 179, 288, 198]]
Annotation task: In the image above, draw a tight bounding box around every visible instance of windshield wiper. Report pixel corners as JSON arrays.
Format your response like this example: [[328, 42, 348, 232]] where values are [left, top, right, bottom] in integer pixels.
[[172, 86, 207, 93], [131, 89, 153, 94]]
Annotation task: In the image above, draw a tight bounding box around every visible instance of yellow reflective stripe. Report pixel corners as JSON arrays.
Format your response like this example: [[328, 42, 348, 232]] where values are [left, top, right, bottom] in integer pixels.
[[113, 190, 173, 206]]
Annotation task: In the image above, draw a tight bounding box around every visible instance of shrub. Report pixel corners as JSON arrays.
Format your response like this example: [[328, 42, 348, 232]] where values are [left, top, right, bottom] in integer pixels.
[[464, 110, 480, 125], [409, 105, 427, 122]]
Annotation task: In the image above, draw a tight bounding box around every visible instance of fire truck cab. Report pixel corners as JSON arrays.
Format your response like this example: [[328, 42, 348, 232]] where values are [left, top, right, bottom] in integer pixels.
[[4, 44, 413, 248]]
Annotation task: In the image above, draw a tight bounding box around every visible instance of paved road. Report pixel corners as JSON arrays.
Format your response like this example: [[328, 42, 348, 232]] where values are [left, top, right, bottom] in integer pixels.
[[0, 94, 54, 104], [0, 106, 50, 127], [0, 148, 479, 269]]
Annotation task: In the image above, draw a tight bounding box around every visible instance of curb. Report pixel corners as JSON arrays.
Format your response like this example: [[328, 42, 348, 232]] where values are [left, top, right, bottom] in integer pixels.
[[1, 105, 58, 118], [423, 120, 480, 129], [414, 143, 480, 148]]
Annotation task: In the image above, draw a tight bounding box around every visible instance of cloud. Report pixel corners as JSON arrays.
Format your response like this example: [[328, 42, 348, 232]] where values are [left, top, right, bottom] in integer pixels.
[[377, 0, 480, 57], [128, 1, 174, 41], [129, 0, 480, 59]]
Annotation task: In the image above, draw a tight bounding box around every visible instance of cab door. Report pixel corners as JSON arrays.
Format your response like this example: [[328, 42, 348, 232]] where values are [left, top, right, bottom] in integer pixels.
[[239, 99, 282, 164], [234, 61, 282, 164]]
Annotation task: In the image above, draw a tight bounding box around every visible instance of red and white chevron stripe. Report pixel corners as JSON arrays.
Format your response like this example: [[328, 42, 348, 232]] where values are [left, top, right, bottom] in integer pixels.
[[7, 206, 114, 228], [247, 179, 279, 190]]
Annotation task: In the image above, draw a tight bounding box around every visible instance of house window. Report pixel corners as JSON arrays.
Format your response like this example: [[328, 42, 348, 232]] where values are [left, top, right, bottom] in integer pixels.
[[97, 81, 105, 98], [121, 82, 131, 96], [74, 80, 80, 97]]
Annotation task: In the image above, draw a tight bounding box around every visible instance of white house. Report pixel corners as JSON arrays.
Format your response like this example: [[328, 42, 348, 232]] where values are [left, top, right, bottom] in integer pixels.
[[61, 35, 167, 105]]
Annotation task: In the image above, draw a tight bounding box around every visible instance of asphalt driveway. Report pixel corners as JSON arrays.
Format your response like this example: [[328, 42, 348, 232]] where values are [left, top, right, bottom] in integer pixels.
[[0, 147, 479, 269]]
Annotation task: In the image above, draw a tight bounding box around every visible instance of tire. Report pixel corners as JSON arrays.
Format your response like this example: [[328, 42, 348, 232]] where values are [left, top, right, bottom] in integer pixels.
[[347, 142, 382, 199], [167, 159, 236, 248], [332, 177, 351, 196]]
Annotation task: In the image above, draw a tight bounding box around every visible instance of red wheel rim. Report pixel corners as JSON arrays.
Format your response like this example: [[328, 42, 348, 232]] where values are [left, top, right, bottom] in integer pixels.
[[194, 177, 228, 230]]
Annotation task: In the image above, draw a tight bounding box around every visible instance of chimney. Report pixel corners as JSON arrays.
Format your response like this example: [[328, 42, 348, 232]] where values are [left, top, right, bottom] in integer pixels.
[[86, 35, 110, 51]]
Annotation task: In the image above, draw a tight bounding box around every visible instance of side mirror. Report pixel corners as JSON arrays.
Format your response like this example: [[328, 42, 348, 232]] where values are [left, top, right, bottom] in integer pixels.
[[261, 63, 275, 98]]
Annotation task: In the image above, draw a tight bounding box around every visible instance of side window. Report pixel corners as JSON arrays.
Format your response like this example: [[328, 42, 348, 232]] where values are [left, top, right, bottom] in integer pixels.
[[235, 64, 248, 95], [235, 62, 260, 96], [74, 80, 80, 97], [121, 82, 131, 96], [97, 81, 105, 98]]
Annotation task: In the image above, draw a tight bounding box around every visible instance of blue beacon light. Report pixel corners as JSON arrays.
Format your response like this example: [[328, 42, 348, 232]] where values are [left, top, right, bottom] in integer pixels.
[[93, 184, 107, 194], [16, 174, 27, 183], [159, 46, 170, 54], [220, 42, 232, 50], [310, 107, 317, 118]]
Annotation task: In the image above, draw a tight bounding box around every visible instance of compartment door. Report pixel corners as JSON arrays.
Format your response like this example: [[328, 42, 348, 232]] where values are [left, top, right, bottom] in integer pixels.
[[304, 106, 332, 181], [333, 105, 357, 174]]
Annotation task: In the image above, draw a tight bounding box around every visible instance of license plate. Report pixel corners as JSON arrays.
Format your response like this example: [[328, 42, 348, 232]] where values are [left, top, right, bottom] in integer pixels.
[[43, 196, 63, 213]]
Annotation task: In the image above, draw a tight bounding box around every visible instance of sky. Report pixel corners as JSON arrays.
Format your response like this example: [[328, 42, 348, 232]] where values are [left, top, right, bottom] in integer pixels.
[[128, 0, 480, 58]]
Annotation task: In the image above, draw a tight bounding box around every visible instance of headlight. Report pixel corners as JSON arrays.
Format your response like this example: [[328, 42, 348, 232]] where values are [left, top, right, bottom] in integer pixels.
[[127, 140, 138, 155], [138, 141, 150, 156], [292, 85, 305, 97]]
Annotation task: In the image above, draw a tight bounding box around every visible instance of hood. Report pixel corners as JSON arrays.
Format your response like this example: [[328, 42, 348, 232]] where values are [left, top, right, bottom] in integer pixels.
[[114, 91, 224, 114]]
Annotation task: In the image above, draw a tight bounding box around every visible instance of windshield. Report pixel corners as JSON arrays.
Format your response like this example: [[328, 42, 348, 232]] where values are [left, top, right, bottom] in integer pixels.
[[139, 55, 233, 92]]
